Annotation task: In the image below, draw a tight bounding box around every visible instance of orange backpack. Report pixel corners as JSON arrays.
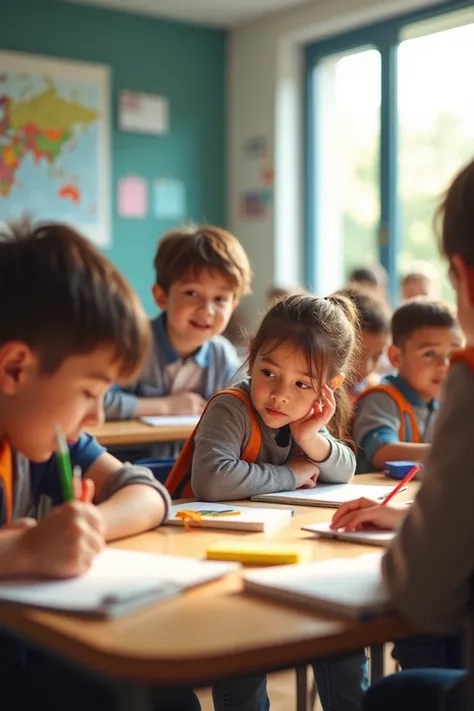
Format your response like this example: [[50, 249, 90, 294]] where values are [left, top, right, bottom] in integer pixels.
[[164, 387, 262, 499], [355, 383, 421, 443]]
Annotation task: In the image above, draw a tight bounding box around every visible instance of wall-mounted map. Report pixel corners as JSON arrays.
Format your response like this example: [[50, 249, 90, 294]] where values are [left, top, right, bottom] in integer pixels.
[[0, 51, 110, 247]]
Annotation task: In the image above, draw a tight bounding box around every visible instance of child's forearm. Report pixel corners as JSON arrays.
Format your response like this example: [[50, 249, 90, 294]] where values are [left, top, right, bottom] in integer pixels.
[[301, 434, 331, 463], [97, 485, 167, 541], [135, 397, 170, 417], [372, 442, 430, 470]]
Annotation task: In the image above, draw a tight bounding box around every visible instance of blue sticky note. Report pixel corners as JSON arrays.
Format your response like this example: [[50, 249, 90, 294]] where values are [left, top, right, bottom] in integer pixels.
[[153, 178, 186, 220]]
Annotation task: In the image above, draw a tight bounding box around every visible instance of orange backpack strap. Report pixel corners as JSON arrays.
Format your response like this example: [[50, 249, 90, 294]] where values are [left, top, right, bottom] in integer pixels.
[[164, 387, 262, 499], [450, 348, 474, 372], [0, 440, 13, 525], [355, 383, 421, 443]]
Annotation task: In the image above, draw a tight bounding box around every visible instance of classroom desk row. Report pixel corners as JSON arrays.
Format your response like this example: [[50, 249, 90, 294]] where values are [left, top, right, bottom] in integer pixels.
[[87, 419, 193, 447], [0, 475, 419, 711]]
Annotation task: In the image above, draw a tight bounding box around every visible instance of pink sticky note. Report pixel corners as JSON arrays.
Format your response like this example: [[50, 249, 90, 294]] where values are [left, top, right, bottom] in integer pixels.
[[118, 176, 148, 218]]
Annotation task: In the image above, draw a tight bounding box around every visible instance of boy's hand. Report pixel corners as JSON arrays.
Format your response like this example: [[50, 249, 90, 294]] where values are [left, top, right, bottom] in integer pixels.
[[287, 455, 319, 489], [163, 392, 207, 416], [330, 497, 404, 531], [290, 385, 336, 451], [19, 503, 105, 579]]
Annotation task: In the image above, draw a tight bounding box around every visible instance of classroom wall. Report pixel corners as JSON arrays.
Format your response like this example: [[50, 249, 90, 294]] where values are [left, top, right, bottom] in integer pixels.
[[228, 0, 444, 322], [0, 0, 226, 315]]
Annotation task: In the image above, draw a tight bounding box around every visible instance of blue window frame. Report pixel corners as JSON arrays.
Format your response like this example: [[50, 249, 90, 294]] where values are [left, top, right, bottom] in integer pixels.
[[305, 0, 474, 301]]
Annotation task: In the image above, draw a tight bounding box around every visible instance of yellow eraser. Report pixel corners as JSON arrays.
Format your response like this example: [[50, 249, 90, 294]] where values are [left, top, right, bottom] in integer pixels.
[[205, 541, 312, 565]]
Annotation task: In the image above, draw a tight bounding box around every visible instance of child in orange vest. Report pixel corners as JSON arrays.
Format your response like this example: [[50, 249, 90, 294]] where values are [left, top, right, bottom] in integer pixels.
[[168, 293, 373, 711], [353, 298, 462, 473], [332, 158, 474, 710], [167, 293, 356, 501]]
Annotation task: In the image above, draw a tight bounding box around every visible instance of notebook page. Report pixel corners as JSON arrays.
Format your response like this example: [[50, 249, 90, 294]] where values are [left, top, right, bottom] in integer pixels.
[[140, 415, 200, 427], [243, 553, 390, 617], [253, 484, 394, 505], [0, 548, 238, 614], [303, 521, 395, 546], [168, 502, 294, 526]]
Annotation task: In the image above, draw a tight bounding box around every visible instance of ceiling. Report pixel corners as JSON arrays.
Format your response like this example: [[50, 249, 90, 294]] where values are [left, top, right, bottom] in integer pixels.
[[62, 0, 311, 27]]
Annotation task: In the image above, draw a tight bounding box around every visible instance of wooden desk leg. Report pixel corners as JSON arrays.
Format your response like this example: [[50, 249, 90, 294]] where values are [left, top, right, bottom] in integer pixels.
[[295, 666, 308, 711], [116, 683, 154, 711], [370, 644, 385, 683]]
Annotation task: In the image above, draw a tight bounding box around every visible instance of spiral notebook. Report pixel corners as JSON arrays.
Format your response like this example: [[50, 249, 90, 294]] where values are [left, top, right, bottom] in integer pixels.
[[0, 548, 239, 619], [243, 553, 390, 619]]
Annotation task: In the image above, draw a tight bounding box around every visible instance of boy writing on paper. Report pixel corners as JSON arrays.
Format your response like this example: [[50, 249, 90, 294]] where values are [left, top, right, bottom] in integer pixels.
[[104, 225, 251, 457], [353, 298, 462, 472], [0, 221, 199, 711]]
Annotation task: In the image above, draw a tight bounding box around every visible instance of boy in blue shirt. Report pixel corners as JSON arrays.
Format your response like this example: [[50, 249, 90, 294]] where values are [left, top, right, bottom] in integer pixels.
[[0, 221, 198, 711], [104, 225, 251, 458], [353, 298, 462, 472]]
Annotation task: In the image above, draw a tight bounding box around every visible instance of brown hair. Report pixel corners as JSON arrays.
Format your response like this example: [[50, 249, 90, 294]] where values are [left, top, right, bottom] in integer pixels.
[[0, 221, 151, 380], [335, 286, 390, 336], [438, 158, 474, 266], [248, 293, 358, 440], [392, 297, 457, 347], [154, 224, 252, 299]]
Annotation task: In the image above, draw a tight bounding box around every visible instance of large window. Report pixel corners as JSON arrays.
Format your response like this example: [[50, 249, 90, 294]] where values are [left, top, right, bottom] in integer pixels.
[[306, 1, 474, 301]]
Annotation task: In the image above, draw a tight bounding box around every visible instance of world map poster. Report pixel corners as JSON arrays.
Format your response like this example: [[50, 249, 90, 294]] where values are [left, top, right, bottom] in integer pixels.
[[0, 51, 110, 247]]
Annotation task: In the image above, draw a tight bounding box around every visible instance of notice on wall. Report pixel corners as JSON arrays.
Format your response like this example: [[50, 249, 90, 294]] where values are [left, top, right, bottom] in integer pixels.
[[119, 90, 169, 135], [153, 178, 186, 220], [117, 175, 148, 218]]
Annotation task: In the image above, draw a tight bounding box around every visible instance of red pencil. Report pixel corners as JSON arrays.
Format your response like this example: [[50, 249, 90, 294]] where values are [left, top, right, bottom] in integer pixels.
[[382, 464, 420, 506]]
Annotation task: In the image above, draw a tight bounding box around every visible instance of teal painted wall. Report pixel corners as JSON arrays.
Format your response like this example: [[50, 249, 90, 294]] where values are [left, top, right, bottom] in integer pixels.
[[0, 0, 226, 314]]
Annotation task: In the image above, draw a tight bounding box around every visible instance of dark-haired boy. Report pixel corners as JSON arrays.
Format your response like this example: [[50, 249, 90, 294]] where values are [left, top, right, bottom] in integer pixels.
[[0, 222, 199, 711], [354, 297, 462, 472]]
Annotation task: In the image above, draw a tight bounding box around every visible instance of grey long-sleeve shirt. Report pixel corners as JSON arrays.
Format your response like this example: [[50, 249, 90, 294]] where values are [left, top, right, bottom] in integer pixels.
[[383, 361, 474, 665], [191, 379, 355, 501]]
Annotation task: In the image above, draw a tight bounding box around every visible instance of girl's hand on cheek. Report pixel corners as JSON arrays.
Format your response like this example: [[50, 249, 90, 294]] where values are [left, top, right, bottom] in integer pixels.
[[290, 384, 336, 446]]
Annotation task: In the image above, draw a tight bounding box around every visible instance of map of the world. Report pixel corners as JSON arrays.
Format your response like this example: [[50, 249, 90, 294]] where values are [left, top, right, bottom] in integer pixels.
[[0, 51, 110, 246]]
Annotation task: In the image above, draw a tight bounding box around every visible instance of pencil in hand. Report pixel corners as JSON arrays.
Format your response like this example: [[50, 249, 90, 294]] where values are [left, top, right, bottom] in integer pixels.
[[55, 424, 74, 503]]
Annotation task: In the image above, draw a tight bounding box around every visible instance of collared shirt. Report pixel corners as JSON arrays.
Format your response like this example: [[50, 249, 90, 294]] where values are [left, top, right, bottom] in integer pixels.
[[353, 373, 438, 472], [103, 313, 241, 457]]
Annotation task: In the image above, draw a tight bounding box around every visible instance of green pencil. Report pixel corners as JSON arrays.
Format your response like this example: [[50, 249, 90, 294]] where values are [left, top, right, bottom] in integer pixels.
[[55, 424, 74, 502]]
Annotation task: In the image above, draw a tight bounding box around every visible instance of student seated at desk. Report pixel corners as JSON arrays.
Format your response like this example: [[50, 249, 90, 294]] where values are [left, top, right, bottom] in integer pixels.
[[168, 294, 370, 711], [353, 298, 462, 473], [104, 224, 251, 459], [0, 221, 199, 711], [333, 286, 391, 402]]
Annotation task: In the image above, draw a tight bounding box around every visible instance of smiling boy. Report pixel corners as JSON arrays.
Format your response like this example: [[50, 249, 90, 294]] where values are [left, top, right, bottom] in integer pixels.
[[104, 225, 252, 458], [353, 297, 462, 472]]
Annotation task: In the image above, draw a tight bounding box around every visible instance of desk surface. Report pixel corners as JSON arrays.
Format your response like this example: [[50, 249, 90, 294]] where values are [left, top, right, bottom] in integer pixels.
[[87, 420, 194, 447], [0, 474, 418, 686]]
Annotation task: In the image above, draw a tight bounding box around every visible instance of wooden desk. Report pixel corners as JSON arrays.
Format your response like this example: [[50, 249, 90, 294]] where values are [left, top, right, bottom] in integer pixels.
[[0, 475, 418, 702], [87, 420, 194, 448]]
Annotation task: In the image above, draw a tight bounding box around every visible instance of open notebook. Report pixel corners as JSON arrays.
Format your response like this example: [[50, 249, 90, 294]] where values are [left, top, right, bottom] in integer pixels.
[[140, 415, 200, 427], [302, 522, 395, 547], [0, 548, 239, 619], [167, 502, 294, 532], [251, 484, 396, 508], [243, 553, 391, 620]]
